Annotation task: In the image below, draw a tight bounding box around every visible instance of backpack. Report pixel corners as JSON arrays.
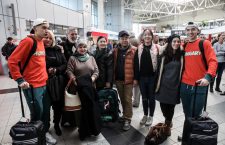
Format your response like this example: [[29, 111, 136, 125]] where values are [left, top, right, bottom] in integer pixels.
[[183, 40, 208, 70], [97, 88, 120, 122]]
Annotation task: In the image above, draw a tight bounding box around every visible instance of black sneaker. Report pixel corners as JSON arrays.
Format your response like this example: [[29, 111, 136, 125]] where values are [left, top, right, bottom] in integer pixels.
[[177, 136, 182, 141], [210, 87, 214, 93], [118, 117, 125, 123], [220, 92, 225, 95], [215, 88, 222, 92]]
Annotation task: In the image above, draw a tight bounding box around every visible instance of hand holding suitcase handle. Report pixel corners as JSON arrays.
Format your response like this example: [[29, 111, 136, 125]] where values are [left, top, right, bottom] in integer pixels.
[[193, 82, 209, 118]]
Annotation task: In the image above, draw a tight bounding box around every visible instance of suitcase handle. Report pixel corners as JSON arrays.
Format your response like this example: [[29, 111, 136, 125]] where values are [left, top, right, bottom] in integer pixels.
[[18, 85, 35, 118], [192, 82, 209, 117]]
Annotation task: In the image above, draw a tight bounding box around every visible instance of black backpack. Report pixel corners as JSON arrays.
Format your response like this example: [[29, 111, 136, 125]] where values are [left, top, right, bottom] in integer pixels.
[[97, 88, 120, 122]]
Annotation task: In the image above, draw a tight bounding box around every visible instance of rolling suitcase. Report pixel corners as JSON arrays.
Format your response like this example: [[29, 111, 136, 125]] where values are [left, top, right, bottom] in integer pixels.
[[97, 88, 120, 122], [181, 83, 218, 145], [9, 86, 46, 145]]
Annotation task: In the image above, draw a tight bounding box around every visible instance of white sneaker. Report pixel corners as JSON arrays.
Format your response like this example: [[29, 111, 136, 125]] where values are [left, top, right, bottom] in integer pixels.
[[145, 116, 153, 126], [140, 115, 147, 125], [46, 132, 57, 145]]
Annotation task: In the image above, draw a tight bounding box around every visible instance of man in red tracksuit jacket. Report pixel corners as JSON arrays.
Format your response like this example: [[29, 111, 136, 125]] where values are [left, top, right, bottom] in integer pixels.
[[178, 21, 218, 142], [180, 22, 217, 118], [8, 18, 57, 145]]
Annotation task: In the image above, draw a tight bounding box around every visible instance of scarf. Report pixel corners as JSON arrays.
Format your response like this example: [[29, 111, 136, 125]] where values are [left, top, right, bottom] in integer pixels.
[[75, 53, 90, 62]]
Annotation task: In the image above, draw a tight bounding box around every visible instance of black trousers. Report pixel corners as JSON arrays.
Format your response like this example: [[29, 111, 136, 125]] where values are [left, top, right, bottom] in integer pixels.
[[52, 101, 63, 125], [210, 62, 225, 89], [160, 103, 175, 122]]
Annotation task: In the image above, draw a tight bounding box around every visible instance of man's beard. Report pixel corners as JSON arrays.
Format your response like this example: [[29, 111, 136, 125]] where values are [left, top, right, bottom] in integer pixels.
[[68, 37, 76, 44]]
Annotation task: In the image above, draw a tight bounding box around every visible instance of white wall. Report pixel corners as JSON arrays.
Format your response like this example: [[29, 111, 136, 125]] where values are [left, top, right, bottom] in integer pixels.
[[98, 0, 104, 29]]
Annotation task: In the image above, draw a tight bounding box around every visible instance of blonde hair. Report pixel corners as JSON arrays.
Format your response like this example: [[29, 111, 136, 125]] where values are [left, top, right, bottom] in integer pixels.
[[47, 30, 56, 47]]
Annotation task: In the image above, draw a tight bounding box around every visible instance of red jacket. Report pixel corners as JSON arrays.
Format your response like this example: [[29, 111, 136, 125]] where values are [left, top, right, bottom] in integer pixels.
[[8, 36, 48, 88], [182, 38, 217, 86]]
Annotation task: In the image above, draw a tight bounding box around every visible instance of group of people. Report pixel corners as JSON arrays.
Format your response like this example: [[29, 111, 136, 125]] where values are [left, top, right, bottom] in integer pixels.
[[3, 18, 219, 145]]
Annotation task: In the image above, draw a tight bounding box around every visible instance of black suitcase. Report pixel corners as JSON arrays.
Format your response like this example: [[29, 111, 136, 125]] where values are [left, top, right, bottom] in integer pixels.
[[9, 86, 46, 145], [181, 83, 218, 145], [97, 88, 120, 122]]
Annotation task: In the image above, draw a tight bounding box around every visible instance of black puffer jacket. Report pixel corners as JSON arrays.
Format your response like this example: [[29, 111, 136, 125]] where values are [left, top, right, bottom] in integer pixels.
[[46, 45, 67, 101], [1, 42, 17, 60], [93, 48, 113, 90], [59, 39, 76, 61]]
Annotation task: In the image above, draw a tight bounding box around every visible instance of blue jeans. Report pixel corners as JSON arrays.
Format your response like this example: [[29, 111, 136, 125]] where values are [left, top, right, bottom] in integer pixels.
[[180, 83, 207, 118], [23, 86, 51, 132], [139, 76, 156, 116]]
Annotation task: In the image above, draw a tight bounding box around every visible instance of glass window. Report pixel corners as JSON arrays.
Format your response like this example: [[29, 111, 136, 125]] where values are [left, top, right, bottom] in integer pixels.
[[91, 0, 98, 28], [25, 20, 33, 31], [43, 0, 77, 11]]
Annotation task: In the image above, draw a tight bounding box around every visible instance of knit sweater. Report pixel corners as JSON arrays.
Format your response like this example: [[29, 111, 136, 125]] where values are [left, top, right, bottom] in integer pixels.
[[66, 55, 99, 80]]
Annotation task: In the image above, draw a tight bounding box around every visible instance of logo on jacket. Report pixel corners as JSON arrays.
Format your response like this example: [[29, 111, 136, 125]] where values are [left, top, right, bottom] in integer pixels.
[[185, 51, 201, 56], [33, 51, 45, 56]]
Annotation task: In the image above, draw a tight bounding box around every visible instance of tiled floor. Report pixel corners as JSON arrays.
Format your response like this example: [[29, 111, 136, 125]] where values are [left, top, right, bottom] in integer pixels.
[[1, 75, 225, 145]]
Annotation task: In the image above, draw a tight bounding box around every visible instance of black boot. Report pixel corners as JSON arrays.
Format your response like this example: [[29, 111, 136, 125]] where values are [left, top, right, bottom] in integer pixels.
[[54, 124, 62, 136], [215, 87, 222, 92], [209, 82, 214, 93], [215, 77, 222, 92], [165, 121, 172, 136]]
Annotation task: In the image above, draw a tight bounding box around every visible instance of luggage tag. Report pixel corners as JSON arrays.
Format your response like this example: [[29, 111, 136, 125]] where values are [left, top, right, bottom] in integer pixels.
[[201, 111, 209, 118]]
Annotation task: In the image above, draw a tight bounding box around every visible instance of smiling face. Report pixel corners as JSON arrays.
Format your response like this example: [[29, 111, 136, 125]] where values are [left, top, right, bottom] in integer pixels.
[[43, 32, 53, 47], [143, 29, 153, 45], [97, 37, 107, 49], [77, 44, 87, 55], [171, 37, 181, 50], [186, 26, 199, 41], [219, 33, 225, 43], [119, 35, 129, 47]]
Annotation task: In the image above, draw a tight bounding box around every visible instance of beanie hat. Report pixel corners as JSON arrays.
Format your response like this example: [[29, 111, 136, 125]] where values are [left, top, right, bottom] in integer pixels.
[[167, 34, 180, 44]]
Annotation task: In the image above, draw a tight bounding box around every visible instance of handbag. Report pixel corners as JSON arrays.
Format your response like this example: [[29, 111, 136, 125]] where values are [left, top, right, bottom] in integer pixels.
[[47, 75, 64, 102], [64, 78, 81, 111], [145, 123, 168, 145]]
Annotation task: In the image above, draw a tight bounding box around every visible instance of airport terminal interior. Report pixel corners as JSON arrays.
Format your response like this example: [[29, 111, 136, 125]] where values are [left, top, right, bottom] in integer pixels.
[[1, 0, 225, 145]]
